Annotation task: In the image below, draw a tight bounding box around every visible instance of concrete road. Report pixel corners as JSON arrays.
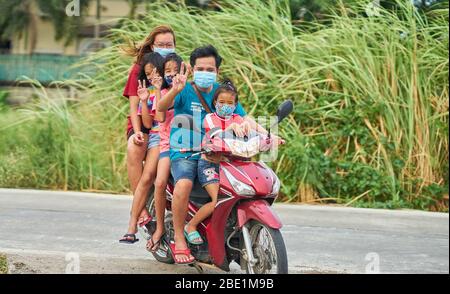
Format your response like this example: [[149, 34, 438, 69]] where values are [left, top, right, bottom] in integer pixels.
[[0, 189, 448, 274]]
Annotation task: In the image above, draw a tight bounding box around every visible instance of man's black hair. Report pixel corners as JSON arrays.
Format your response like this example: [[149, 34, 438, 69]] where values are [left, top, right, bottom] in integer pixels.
[[189, 45, 223, 69], [138, 52, 165, 88]]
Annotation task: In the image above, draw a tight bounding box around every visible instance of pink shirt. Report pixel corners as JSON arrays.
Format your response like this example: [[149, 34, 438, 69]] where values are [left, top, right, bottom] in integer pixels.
[[204, 112, 245, 134], [151, 89, 171, 153], [203, 112, 245, 153]]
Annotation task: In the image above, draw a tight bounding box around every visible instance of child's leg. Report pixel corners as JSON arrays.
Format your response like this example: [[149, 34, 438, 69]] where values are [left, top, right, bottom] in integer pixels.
[[126, 145, 159, 234], [185, 183, 218, 235], [149, 155, 171, 248], [126, 132, 149, 193], [185, 158, 220, 240]]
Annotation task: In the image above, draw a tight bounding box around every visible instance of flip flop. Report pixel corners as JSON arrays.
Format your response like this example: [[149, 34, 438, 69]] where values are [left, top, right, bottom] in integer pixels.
[[138, 216, 152, 227], [169, 243, 195, 264], [146, 232, 165, 253], [119, 234, 139, 244], [184, 226, 204, 245]]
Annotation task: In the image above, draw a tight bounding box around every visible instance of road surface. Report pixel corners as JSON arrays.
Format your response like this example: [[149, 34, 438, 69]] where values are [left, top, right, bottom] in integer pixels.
[[0, 189, 448, 274]]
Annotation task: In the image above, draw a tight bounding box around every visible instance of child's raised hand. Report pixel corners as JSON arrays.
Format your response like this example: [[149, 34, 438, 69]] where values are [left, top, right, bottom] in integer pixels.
[[151, 74, 163, 90], [172, 62, 190, 92], [137, 80, 149, 101]]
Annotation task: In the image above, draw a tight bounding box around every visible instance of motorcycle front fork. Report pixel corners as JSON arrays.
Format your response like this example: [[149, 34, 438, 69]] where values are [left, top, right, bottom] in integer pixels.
[[241, 225, 258, 274]]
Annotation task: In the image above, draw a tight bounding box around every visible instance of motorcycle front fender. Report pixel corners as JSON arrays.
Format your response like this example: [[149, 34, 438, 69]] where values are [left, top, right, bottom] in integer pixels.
[[236, 200, 282, 229]]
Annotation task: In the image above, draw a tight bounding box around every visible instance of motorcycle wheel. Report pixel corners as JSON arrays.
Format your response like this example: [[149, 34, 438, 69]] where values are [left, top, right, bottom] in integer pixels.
[[244, 221, 288, 274], [146, 193, 175, 264]]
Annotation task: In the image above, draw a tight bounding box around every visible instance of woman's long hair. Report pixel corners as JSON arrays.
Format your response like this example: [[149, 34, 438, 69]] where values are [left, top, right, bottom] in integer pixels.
[[122, 25, 176, 65]]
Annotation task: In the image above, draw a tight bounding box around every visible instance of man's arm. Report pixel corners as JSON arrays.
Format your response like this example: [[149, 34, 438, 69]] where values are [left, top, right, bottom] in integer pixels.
[[157, 87, 179, 112]]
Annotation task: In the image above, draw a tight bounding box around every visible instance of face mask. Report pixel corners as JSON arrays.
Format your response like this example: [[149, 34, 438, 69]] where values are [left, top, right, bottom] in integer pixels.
[[164, 75, 173, 86], [154, 47, 175, 58], [194, 71, 217, 89], [215, 102, 236, 118]]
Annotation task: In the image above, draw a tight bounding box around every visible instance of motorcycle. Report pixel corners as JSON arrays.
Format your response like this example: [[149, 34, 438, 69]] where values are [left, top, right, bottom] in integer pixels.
[[139, 100, 293, 274]]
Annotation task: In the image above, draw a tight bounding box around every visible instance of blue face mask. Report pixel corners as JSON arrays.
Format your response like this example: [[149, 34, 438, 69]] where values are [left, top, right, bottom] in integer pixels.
[[194, 71, 217, 89], [154, 47, 175, 58], [164, 75, 173, 86], [215, 102, 236, 118]]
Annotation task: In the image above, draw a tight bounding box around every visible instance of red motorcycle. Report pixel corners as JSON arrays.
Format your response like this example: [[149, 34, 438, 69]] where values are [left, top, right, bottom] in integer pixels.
[[140, 100, 293, 274]]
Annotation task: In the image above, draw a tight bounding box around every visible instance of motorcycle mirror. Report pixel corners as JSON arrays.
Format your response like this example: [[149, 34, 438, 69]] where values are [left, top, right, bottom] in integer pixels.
[[276, 100, 294, 124]]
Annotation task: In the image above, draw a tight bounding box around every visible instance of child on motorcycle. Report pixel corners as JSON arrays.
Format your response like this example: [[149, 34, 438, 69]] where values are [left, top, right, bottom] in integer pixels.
[[120, 52, 166, 244], [146, 53, 183, 252], [183, 79, 251, 245]]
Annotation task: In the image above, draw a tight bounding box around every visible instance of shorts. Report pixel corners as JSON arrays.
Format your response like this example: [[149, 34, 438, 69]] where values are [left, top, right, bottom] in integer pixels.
[[147, 132, 160, 150], [126, 117, 151, 140], [159, 151, 170, 159], [170, 158, 198, 184], [198, 158, 220, 187]]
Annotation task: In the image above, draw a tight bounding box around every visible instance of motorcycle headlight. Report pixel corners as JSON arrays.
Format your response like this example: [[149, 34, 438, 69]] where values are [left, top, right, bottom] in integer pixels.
[[222, 167, 255, 196]]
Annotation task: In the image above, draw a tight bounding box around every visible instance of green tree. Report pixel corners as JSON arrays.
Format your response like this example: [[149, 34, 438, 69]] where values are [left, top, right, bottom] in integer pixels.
[[0, 0, 91, 46]]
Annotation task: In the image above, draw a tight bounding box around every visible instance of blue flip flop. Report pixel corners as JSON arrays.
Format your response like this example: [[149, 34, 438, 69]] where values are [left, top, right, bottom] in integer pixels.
[[184, 226, 204, 245]]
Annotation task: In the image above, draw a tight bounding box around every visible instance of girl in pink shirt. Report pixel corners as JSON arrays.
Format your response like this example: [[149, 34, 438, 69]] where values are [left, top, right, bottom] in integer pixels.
[[147, 53, 183, 252], [183, 79, 252, 245]]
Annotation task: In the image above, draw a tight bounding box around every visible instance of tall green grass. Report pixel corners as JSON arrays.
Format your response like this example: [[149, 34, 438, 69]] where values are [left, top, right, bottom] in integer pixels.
[[0, 0, 448, 210]]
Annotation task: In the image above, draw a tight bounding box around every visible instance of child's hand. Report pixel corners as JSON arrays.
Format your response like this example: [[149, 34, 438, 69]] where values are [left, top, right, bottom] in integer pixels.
[[273, 135, 285, 146], [227, 123, 245, 137], [133, 131, 145, 145], [240, 121, 252, 136], [172, 62, 190, 93], [151, 74, 163, 90], [137, 80, 150, 102]]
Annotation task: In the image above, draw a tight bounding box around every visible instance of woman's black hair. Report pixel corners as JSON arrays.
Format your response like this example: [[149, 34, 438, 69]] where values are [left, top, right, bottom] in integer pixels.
[[138, 52, 164, 88], [212, 78, 239, 106], [162, 53, 183, 89]]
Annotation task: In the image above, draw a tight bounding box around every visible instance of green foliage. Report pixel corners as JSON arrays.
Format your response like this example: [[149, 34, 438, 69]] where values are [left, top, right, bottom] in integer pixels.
[[0, 0, 448, 211], [0, 90, 8, 111], [0, 254, 7, 274]]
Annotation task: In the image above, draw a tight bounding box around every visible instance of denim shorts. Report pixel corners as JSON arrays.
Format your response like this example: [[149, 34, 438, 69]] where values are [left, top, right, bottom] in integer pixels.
[[147, 132, 160, 150], [171, 158, 198, 184], [159, 150, 170, 159], [198, 158, 220, 187]]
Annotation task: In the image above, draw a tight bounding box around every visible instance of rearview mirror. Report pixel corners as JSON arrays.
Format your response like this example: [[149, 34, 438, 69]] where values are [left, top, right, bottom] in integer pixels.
[[276, 100, 294, 124]]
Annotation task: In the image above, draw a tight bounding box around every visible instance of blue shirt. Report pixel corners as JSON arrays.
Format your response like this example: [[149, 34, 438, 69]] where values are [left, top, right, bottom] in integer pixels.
[[169, 82, 247, 161]]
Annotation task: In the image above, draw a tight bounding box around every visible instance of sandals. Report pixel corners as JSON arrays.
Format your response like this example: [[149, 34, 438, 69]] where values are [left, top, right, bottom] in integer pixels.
[[146, 232, 165, 253], [169, 243, 195, 264], [138, 216, 152, 227], [184, 225, 204, 245], [119, 234, 139, 244]]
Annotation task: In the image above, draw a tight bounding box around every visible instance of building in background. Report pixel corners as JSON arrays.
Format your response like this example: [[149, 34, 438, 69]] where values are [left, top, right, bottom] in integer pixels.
[[0, 0, 146, 85]]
